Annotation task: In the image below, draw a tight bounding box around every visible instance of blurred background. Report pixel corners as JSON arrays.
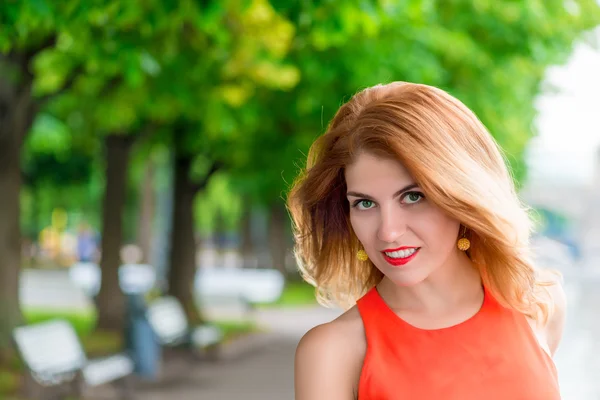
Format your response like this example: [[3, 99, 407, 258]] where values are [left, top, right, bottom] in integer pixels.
[[1, 1, 599, 399]]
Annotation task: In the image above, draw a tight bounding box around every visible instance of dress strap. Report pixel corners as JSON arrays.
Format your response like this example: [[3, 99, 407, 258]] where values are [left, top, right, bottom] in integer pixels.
[[356, 287, 401, 338]]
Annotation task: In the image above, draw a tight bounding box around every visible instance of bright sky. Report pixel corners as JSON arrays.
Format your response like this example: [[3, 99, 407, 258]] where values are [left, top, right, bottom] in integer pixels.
[[526, 28, 600, 186]]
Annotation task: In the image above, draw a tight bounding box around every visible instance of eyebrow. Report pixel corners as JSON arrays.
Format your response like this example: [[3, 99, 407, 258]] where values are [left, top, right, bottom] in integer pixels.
[[347, 183, 419, 200]]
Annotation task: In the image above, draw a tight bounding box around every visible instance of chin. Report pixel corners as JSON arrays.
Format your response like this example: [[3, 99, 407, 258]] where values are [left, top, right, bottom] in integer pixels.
[[383, 271, 430, 287], [374, 261, 435, 287]]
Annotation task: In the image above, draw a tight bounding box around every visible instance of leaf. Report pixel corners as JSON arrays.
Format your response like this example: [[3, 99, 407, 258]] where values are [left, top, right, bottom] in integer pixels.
[[28, 0, 52, 18]]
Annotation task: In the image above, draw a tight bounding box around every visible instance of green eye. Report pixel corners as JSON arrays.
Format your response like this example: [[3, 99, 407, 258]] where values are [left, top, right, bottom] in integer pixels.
[[360, 200, 374, 209], [404, 192, 424, 204], [356, 200, 374, 210]]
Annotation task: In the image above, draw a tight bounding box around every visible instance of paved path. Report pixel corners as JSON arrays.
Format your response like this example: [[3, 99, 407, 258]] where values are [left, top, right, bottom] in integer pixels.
[[132, 306, 340, 399], [134, 338, 298, 400]]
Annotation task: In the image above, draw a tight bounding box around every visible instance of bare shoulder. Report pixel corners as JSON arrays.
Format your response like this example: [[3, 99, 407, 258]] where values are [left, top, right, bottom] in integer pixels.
[[295, 306, 366, 400], [544, 274, 567, 355]]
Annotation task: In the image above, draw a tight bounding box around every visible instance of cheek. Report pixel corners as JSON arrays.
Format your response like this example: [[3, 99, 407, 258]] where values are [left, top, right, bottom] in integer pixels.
[[418, 213, 460, 250], [349, 213, 371, 244]]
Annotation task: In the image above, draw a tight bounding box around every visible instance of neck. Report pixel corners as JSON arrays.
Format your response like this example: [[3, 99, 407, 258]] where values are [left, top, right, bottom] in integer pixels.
[[376, 250, 482, 313]]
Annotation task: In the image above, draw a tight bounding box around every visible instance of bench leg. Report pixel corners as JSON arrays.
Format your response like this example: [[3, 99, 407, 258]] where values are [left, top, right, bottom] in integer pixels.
[[24, 373, 85, 400], [69, 373, 85, 399], [116, 375, 136, 400], [24, 373, 37, 399], [24, 372, 59, 400]]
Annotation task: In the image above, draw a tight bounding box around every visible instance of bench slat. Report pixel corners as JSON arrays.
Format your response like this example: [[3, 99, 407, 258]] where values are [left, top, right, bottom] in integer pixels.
[[83, 354, 135, 386]]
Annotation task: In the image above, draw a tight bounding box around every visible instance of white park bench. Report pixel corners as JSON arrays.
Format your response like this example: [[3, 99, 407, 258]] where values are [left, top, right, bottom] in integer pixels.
[[13, 319, 135, 399], [195, 268, 285, 320], [146, 296, 223, 362]]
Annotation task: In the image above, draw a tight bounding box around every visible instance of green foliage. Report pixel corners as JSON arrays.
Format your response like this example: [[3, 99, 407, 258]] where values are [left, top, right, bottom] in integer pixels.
[[195, 172, 243, 234], [234, 0, 600, 205], [2, 0, 305, 239], [20, 117, 103, 239], [23, 114, 94, 187], [3, 0, 600, 234]]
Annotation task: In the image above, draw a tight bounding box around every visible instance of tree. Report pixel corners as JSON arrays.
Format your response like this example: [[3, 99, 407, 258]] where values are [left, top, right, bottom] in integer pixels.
[[168, 136, 223, 322], [0, 1, 100, 358], [33, 6, 162, 330], [54, 0, 301, 326], [137, 0, 300, 321], [1, 0, 169, 332]]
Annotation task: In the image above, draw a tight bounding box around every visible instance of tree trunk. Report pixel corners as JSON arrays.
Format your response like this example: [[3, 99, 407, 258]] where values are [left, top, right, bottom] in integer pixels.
[[137, 160, 155, 264], [0, 128, 24, 364], [268, 202, 290, 277], [0, 71, 36, 363], [167, 155, 201, 323], [96, 135, 133, 331]]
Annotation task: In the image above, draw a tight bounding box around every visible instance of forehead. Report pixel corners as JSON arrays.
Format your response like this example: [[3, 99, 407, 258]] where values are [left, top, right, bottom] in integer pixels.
[[345, 152, 414, 189]]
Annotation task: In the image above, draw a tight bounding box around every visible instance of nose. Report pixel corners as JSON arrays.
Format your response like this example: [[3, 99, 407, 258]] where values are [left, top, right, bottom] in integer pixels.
[[376, 205, 407, 243]]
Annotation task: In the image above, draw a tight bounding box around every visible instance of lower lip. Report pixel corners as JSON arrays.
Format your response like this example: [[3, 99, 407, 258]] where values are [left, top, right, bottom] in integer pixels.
[[382, 248, 420, 266]]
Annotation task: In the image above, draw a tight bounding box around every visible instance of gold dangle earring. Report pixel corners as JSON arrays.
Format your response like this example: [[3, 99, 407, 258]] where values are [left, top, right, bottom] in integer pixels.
[[457, 225, 471, 251], [357, 249, 369, 262]]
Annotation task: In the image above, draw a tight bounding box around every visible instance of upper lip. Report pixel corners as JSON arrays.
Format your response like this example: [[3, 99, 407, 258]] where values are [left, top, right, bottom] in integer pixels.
[[382, 246, 420, 252]]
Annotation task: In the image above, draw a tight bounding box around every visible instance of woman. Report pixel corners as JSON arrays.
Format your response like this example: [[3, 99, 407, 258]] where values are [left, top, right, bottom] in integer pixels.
[[287, 82, 565, 399]]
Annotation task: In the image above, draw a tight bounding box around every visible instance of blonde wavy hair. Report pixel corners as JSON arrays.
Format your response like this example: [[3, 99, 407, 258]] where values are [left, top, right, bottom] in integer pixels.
[[287, 82, 557, 323]]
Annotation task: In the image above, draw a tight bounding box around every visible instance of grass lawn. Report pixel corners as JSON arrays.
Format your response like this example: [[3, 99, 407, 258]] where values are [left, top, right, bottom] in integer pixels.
[[23, 308, 98, 336], [256, 280, 318, 308], [213, 320, 263, 342]]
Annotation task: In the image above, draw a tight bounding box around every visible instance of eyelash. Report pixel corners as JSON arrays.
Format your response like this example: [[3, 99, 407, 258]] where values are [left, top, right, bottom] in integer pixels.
[[351, 191, 425, 209]]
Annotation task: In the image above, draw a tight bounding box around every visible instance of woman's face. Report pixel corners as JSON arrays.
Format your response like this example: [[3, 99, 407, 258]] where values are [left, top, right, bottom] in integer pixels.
[[345, 152, 462, 287]]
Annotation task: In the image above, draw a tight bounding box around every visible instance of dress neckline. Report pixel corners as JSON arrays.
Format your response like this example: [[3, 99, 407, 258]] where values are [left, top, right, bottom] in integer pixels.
[[370, 284, 491, 333]]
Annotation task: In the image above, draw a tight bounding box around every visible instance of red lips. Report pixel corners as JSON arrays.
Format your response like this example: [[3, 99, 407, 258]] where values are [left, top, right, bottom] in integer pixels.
[[381, 247, 421, 267]]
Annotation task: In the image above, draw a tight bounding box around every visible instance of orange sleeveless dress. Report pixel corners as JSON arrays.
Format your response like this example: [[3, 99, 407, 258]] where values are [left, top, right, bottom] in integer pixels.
[[356, 286, 560, 399]]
